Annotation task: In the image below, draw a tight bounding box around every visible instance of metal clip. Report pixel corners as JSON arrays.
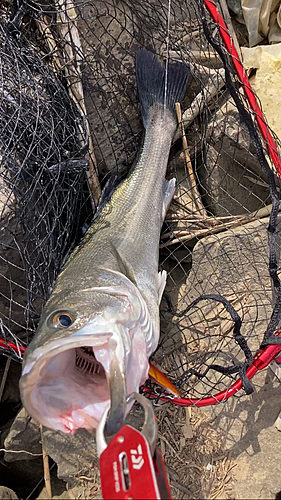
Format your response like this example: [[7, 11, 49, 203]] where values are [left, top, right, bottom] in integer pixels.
[[96, 391, 157, 457]]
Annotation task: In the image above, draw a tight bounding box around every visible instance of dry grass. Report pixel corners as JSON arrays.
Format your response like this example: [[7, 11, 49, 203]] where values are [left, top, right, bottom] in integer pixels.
[[155, 404, 234, 499]]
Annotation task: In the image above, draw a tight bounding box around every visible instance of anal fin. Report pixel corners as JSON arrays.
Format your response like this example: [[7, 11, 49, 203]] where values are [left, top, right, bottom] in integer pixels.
[[162, 178, 176, 222], [157, 270, 167, 305]]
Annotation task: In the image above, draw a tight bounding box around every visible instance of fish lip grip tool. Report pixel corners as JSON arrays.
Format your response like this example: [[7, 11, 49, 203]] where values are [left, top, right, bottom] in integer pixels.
[[97, 392, 172, 500]]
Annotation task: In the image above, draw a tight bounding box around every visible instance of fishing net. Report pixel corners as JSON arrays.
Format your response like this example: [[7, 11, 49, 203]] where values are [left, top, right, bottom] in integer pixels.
[[1, 0, 281, 406]]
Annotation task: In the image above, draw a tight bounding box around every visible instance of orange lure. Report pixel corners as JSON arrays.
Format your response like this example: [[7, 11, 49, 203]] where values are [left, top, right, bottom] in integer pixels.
[[148, 363, 181, 398]]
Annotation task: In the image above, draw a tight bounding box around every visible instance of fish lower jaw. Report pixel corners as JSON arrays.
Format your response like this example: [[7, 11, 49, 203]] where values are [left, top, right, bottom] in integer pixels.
[[59, 405, 109, 435]]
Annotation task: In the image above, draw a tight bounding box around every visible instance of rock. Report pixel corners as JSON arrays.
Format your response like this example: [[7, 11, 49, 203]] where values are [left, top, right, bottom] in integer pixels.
[[4, 407, 41, 462], [208, 367, 281, 500], [76, 0, 149, 176], [185, 215, 276, 292], [202, 142, 270, 216], [0, 177, 28, 345], [184, 216, 277, 349], [36, 475, 69, 499], [75, 0, 190, 176], [0, 486, 18, 499], [227, 0, 243, 19], [37, 488, 71, 500], [0, 211, 27, 343], [199, 97, 271, 216], [242, 45, 281, 139], [42, 428, 101, 499]]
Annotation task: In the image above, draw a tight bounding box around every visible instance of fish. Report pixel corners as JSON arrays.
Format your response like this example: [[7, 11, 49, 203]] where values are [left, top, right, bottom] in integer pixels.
[[19, 48, 189, 435]]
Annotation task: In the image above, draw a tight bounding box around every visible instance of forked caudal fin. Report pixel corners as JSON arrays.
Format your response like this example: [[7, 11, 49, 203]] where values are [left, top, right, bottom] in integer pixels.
[[135, 48, 190, 128]]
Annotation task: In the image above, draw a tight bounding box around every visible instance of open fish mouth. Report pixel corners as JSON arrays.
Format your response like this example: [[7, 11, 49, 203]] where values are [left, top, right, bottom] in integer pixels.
[[20, 321, 149, 434], [19, 333, 121, 434]]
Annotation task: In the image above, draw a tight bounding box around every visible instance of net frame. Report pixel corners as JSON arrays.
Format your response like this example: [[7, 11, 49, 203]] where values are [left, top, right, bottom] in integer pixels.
[[0, 0, 281, 409], [144, 0, 281, 406]]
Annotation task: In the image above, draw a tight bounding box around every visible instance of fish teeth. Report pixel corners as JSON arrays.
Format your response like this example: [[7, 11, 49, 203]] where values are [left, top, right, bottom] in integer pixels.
[[75, 347, 104, 377], [83, 361, 91, 374]]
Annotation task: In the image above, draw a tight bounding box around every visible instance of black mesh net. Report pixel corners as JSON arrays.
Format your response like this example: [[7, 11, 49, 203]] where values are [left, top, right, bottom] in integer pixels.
[[0, 0, 281, 404]]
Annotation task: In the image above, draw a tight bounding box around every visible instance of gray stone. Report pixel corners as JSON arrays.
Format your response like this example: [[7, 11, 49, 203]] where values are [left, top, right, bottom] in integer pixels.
[[227, 0, 243, 18], [42, 427, 101, 499], [4, 407, 41, 462], [199, 98, 271, 216], [0, 211, 28, 344], [161, 214, 281, 499], [0, 487, 18, 499], [156, 216, 281, 396], [75, 0, 192, 176], [181, 212, 281, 500], [36, 475, 69, 500], [181, 216, 279, 354], [76, 1, 158, 175], [208, 368, 281, 500]]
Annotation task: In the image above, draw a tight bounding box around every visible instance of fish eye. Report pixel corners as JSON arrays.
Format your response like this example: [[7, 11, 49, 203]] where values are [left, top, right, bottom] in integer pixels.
[[52, 312, 74, 328]]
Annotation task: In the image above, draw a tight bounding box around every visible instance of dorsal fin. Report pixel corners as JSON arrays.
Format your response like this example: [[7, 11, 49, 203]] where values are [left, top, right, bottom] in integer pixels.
[[110, 242, 137, 286], [94, 175, 122, 217]]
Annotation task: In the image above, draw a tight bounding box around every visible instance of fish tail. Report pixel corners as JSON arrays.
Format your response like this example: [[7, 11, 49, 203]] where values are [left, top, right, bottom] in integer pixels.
[[135, 48, 189, 128]]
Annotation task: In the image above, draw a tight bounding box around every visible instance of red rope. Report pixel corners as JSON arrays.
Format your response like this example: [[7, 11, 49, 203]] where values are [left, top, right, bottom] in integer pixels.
[[0, 339, 26, 356], [203, 0, 281, 176]]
